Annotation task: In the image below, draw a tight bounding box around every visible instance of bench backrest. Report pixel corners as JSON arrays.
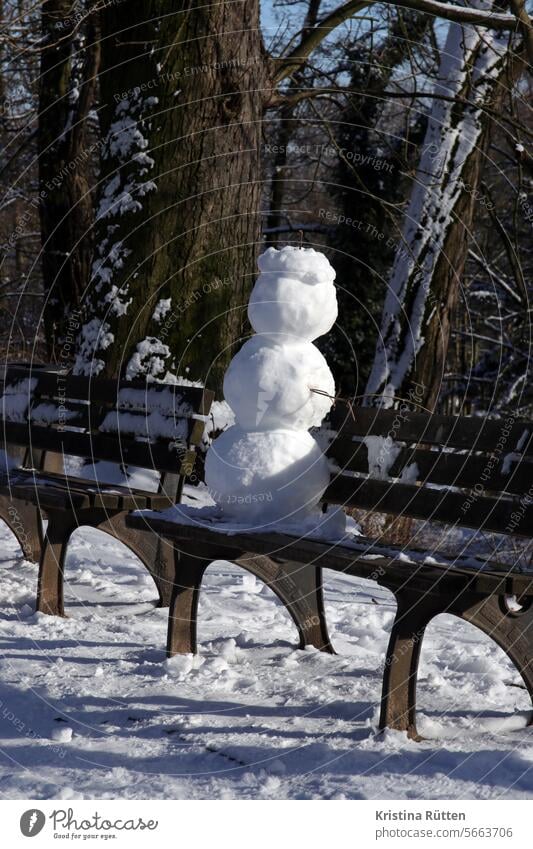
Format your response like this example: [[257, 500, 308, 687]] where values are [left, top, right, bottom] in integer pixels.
[[0, 365, 214, 488], [324, 402, 533, 538]]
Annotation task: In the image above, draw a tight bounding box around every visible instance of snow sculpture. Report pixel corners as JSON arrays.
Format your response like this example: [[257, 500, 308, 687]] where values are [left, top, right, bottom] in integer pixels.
[[205, 246, 338, 526]]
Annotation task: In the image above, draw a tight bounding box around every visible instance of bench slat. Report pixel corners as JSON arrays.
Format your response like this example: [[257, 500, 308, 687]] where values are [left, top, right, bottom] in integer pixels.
[[125, 513, 533, 597], [327, 438, 533, 497], [2, 366, 211, 413], [324, 474, 533, 537], [329, 404, 533, 456], [0, 469, 169, 511], [2, 421, 196, 475]]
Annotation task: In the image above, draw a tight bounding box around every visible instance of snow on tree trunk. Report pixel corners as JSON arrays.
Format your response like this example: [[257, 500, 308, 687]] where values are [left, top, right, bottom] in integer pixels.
[[365, 6, 515, 410], [73, 1, 266, 392]]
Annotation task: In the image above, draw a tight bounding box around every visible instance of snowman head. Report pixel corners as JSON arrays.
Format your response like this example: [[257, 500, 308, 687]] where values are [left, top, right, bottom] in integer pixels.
[[257, 246, 336, 286], [249, 246, 338, 342]]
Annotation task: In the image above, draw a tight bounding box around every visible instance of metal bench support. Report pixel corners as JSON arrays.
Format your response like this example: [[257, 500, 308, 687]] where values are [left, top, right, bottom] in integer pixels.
[[379, 586, 533, 739], [166, 543, 334, 656]]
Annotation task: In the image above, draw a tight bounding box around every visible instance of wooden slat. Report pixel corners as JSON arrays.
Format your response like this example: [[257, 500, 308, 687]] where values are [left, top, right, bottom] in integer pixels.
[[51, 471, 169, 510], [125, 514, 533, 597], [327, 437, 533, 497], [329, 403, 533, 457], [324, 474, 533, 537], [2, 421, 195, 475], [3, 366, 210, 414], [0, 468, 170, 511]]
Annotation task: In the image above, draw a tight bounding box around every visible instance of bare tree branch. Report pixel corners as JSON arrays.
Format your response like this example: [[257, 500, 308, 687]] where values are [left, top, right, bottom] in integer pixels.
[[273, 0, 522, 82]]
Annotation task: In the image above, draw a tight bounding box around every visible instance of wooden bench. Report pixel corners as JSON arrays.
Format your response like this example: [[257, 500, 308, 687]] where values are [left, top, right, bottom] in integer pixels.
[[0, 364, 213, 613], [127, 401, 533, 738], [0, 365, 333, 642]]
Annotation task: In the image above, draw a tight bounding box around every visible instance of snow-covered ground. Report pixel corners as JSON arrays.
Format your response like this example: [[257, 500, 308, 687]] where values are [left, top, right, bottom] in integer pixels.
[[0, 519, 532, 800]]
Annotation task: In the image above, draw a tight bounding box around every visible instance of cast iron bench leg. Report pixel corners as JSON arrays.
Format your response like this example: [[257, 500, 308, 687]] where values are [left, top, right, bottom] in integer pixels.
[[167, 546, 210, 656], [379, 589, 443, 739], [380, 589, 533, 740], [36, 509, 78, 616], [96, 512, 175, 608], [234, 554, 334, 653], [457, 594, 533, 715], [0, 495, 42, 563], [166, 545, 334, 657]]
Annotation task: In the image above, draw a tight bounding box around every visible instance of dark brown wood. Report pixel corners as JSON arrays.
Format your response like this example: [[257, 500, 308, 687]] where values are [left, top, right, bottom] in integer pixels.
[[164, 537, 334, 657], [327, 437, 533, 497], [379, 587, 533, 739], [2, 366, 212, 412], [3, 422, 195, 476], [125, 515, 533, 599], [329, 403, 533, 456], [0, 494, 42, 562], [380, 588, 443, 739], [36, 509, 79, 616], [128, 512, 533, 737], [324, 474, 533, 537], [1, 365, 212, 476], [1, 469, 170, 512], [0, 366, 213, 620]]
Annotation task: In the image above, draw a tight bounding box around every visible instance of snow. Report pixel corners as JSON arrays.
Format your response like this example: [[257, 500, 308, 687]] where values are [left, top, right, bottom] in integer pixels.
[[117, 386, 191, 417], [257, 245, 336, 285], [205, 427, 330, 527], [363, 435, 401, 479], [248, 275, 338, 343], [502, 430, 530, 474], [144, 495, 360, 544], [125, 338, 172, 381], [207, 400, 235, 436], [0, 515, 531, 800], [152, 298, 172, 322], [99, 410, 188, 441], [73, 318, 114, 377], [207, 247, 338, 526], [0, 377, 37, 421], [400, 461, 420, 483], [223, 336, 334, 431], [71, 459, 161, 492], [31, 403, 76, 426]]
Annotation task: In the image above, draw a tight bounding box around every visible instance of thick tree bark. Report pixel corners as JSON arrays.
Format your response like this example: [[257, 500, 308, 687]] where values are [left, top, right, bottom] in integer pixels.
[[38, 1, 99, 357], [365, 15, 521, 410], [74, 1, 268, 392]]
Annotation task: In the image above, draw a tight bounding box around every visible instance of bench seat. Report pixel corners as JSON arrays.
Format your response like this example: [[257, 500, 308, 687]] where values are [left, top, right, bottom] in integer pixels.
[[0, 468, 170, 512], [127, 508, 533, 739]]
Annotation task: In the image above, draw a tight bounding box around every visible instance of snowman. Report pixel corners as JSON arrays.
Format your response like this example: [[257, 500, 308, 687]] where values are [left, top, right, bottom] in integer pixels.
[[205, 246, 338, 528]]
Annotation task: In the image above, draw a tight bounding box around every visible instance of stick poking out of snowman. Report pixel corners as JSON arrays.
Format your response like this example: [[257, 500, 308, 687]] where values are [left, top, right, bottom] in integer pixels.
[[205, 245, 339, 531]]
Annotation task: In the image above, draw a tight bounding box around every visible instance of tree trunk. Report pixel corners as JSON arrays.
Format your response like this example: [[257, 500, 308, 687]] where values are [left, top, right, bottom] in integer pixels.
[[74, 1, 268, 393], [365, 16, 520, 411], [38, 1, 99, 357]]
